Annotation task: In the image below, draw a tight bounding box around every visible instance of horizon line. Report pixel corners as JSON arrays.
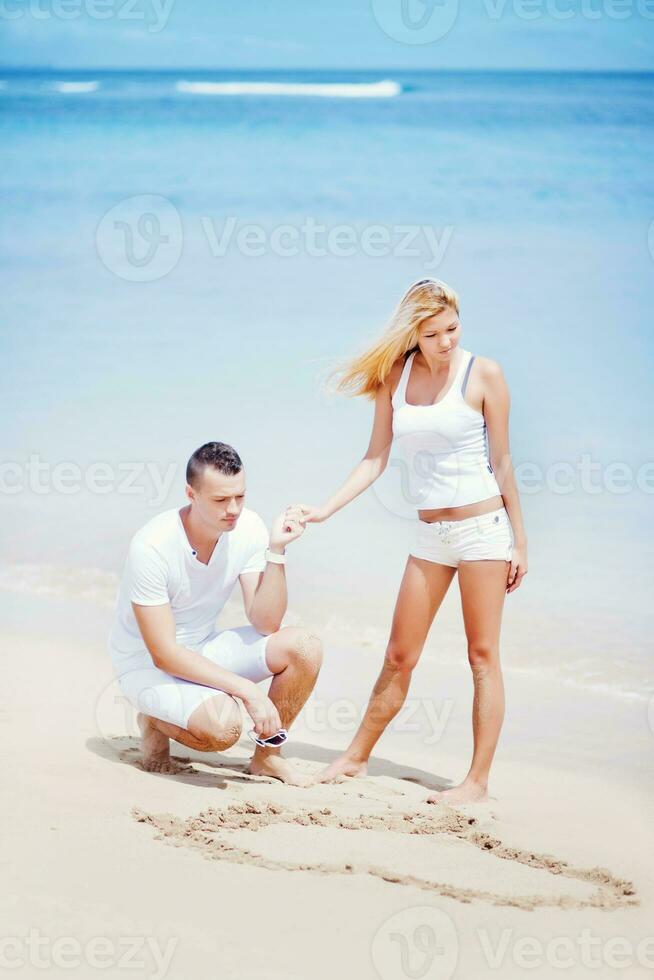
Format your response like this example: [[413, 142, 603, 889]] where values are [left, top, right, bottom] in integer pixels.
[[1, 65, 653, 75]]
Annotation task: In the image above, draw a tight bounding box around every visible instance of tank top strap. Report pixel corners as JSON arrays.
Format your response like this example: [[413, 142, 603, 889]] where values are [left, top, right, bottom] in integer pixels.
[[392, 350, 417, 406], [459, 349, 476, 397]]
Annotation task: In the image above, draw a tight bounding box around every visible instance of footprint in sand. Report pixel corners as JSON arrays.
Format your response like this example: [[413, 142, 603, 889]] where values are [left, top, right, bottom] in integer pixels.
[[118, 745, 195, 774]]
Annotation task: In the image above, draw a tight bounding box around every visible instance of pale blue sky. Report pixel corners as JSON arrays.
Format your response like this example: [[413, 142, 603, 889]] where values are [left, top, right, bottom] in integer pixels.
[[0, 0, 652, 70]]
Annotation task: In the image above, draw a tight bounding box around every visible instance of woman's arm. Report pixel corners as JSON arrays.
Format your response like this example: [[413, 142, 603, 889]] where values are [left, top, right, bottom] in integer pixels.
[[481, 359, 528, 593], [302, 371, 398, 522]]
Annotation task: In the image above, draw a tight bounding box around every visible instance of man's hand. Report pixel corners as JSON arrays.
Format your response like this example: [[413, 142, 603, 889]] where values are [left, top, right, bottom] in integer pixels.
[[241, 684, 283, 739], [269, 506, 307, 552]]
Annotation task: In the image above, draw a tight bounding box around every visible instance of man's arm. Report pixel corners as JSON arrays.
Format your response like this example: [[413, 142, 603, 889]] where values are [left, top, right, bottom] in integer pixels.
[[240, 554, 286, 635], [239, 508, 305, 635], [132, 602, 281, 736]]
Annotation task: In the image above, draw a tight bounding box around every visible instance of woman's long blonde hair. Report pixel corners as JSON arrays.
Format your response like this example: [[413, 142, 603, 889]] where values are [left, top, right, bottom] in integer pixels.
[[331, 278, 460, 399]]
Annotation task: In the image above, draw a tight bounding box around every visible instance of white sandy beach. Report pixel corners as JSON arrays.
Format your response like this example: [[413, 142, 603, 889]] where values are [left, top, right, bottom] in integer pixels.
[[2, 586, 653, 980]]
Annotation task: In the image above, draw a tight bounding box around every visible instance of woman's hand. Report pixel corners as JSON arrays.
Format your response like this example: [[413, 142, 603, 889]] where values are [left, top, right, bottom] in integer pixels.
[[291, 504, 330, 525], [507, 544, 528, 593]]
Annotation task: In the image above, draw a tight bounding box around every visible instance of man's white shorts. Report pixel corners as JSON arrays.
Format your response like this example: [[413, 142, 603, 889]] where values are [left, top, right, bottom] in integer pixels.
[[113, 626, 274, 731]]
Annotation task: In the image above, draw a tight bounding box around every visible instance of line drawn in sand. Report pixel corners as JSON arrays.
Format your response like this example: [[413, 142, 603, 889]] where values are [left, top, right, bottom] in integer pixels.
[[132, 801, 638, 911]]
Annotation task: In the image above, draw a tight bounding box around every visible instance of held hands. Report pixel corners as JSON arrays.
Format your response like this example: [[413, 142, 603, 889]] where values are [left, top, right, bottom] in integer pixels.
[[269, 505, 309, 553], [266, 503, 327, 557], [289, 504, 330, 525]]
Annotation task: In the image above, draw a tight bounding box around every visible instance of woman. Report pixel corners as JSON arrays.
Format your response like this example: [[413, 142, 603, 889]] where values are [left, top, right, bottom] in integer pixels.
[[296, 278, 528, 803]]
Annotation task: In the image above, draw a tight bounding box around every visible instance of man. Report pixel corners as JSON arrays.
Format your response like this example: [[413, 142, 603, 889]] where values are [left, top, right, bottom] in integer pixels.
[[108, 441, 322, 786]]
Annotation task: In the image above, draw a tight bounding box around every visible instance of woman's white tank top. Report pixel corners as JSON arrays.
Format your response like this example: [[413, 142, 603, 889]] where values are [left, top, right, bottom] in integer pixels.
[[391, 347, 502, 510]]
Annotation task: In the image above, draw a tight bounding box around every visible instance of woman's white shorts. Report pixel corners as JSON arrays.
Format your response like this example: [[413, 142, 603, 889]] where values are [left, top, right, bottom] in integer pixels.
[[410, 506, 514, 568], [113, 625, 274, 731]]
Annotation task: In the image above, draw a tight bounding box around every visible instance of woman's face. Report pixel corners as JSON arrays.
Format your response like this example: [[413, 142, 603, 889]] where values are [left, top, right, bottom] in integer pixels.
[[417, 308, 461, 360]]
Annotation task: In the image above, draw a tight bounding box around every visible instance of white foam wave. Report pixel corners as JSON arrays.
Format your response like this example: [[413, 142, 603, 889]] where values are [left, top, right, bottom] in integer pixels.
[[175, 79, 401, 99], [1, 562, 648, 704], [497, 663, 651, 704], [52, 81, 100, 94]]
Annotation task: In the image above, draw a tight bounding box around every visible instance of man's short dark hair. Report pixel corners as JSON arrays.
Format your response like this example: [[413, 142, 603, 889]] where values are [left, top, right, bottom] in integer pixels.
[[186, 442, 243, 489]]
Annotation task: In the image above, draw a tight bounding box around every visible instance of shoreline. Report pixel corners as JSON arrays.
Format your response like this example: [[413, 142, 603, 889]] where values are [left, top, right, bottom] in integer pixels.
[[0, 563, 652, 707]]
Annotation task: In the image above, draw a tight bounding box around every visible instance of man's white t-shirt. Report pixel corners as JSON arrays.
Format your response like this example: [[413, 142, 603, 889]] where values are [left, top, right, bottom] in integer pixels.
[[109, 507, 269, 671]]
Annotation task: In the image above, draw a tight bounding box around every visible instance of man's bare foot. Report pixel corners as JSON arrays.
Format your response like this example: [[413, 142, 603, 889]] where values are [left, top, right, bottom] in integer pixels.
[[136, 713, 191, 774], [315, 755, 368, 784], [426, 779, 488, 805], [247, 752, 312, 787]]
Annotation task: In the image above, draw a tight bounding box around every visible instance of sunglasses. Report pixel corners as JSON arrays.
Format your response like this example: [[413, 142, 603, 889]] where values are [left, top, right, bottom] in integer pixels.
[[247, 728, 288, 748]]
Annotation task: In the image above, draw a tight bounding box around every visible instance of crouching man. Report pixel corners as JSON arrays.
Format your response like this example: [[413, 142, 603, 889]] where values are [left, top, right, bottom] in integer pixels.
[[108, 441, 322, 786]]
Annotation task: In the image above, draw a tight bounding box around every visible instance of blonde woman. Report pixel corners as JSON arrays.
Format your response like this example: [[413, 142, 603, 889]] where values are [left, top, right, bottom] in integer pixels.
[[296, 279, 527, 803]]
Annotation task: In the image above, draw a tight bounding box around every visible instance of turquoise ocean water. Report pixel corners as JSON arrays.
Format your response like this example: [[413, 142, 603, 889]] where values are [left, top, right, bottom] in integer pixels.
[[1, 69, 652, 698]]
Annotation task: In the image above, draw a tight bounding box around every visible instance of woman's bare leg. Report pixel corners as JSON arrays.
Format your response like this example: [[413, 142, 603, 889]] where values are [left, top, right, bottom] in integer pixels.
[[317, 557, 456, 782], [428, 559, 509, 804]]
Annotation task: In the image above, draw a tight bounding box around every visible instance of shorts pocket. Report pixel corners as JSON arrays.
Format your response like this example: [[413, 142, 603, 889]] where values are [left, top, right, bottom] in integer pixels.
[[458, 518, 512, 562]]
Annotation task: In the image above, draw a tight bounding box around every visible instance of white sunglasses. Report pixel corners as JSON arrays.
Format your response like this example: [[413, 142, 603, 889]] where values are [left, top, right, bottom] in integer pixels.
[[247, 728, 288, 748]]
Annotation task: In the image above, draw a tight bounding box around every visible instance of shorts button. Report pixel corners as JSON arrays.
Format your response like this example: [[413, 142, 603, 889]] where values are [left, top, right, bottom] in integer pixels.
[[494, 515, 499, 523]]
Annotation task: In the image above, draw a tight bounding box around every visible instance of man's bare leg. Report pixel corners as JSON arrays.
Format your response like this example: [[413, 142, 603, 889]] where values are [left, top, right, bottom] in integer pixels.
[[136, 714, 196, 773], [317, 559, 456, 783], [247, 627, 323, 786], [427, 559, 508, 805], [137, 691, 243, 773]]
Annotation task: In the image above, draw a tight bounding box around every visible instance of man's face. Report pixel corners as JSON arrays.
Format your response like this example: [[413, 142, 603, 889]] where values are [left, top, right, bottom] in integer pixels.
[[187, 466, 246, 531]]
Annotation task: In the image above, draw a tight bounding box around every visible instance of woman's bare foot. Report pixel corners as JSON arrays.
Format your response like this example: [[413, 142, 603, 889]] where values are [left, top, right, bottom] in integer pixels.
[[315, 754, 368, 784], [136, 713, 191, 774], [247, 752, 312, 787], [426, 778, 488, 805]]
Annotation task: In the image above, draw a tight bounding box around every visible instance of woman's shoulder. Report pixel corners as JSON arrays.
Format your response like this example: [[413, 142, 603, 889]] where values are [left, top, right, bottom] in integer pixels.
[[470, 355, 508, 401], [472, 354, 503, 379]]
